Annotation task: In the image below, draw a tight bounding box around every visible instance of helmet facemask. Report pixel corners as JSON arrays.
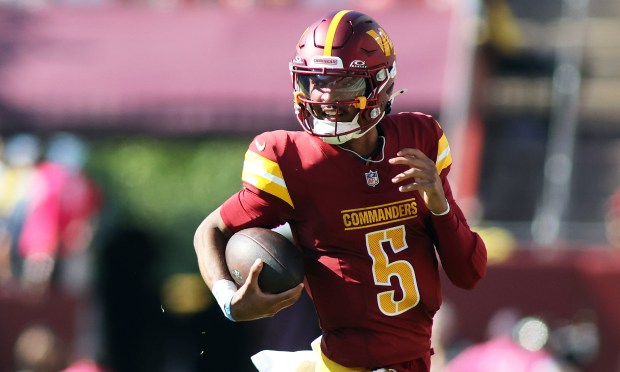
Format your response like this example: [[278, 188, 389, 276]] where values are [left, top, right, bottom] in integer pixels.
[[292, 63, 396, 145]]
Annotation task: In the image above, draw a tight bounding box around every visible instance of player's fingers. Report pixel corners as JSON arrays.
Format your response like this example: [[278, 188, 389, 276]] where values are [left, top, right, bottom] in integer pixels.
[[392, 167, 430, 183], [396, 148, 430, 159], [395, 148, 417, 157], [270, 282, 303, 302], [390, 158, 434, 173], [389, 156, 417, 167], [273, 283, 304, 309], [245, 259, 263, 288], [392, 172, 439, 193], [252, 283, 303, 318], [389, 153, 433, 176], [396, 180, 435, 193], [389, 148, 424, 165]]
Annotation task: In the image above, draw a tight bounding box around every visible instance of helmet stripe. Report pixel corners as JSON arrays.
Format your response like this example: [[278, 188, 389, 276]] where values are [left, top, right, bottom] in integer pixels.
[[324, 10, 352, 56]]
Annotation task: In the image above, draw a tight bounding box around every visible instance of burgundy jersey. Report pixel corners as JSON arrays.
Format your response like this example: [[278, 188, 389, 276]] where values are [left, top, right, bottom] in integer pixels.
[[220, 112, 487, 369]]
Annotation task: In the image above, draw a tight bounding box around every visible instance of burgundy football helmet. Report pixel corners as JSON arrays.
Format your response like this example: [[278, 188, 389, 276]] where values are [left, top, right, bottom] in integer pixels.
[[290, 10, 404, 144]]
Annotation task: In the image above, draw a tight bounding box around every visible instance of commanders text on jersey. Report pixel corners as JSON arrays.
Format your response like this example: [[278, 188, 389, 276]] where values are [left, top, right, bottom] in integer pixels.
[[341, 198, 418, 230]]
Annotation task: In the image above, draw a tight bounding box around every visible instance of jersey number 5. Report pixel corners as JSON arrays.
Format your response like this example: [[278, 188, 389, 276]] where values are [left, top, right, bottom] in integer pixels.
[[366, 225, 420, 316]]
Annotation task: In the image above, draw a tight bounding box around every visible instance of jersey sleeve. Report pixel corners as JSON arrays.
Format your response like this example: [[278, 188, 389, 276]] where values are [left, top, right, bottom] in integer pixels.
[[431, 178, 487, 289], [219, 132, 295, 233], [400, 112, 452, 180], [427, 118, 487, 289]]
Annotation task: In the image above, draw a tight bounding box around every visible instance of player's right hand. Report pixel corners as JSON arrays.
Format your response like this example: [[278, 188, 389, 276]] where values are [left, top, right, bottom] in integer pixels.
[[230, 259, 304, 321]]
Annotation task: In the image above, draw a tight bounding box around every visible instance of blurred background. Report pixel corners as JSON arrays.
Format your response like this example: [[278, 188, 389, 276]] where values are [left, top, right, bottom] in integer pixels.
[[0, 0, 619, 371]]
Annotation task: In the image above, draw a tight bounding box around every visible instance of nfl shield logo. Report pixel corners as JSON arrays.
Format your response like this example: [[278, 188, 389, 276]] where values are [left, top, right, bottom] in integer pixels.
[[365, 170, 379, 187]]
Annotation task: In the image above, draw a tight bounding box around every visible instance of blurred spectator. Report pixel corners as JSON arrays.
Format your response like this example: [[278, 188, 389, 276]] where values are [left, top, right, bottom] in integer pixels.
[[10, 133, 104, 367], [17, 133, 101, 297], [0, 133, 42, 287], [444, 308, 576, 372]]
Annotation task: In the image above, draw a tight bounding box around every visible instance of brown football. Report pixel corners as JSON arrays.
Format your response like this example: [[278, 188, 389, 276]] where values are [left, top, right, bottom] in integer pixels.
[[225, 227, 304, 294]]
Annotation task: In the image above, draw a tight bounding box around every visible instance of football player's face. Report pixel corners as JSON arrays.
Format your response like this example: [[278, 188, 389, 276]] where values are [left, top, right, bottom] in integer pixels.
[[301, 75, 366, 122]]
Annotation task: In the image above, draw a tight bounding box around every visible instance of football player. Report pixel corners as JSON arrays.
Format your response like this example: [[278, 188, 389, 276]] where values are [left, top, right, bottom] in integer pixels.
[[194, 10, 487, 372]]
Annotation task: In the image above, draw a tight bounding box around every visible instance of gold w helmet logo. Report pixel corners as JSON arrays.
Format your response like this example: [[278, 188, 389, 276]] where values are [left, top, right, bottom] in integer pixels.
[[366, 28, 395, 57]]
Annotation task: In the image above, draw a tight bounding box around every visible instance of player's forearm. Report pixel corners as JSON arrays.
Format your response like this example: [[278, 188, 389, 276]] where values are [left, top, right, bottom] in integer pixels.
[[193, 208, 234, 289], [432, 203, 487, 289]]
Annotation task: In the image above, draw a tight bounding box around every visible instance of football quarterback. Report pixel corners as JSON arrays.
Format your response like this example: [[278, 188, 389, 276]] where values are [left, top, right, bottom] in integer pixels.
[[195, 10, 487, 372]]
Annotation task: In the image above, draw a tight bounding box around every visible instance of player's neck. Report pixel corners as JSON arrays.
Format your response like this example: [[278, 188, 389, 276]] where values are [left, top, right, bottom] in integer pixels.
[[339, 127, 379, 159]]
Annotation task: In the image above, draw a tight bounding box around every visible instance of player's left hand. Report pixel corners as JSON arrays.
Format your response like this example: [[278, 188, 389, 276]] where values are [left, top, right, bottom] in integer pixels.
[[389, 148, 449, 215]]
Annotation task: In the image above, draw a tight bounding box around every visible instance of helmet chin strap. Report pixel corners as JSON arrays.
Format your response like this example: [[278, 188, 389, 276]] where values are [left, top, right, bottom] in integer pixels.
[[314, 113, 363, 145], [316, 113, 386, 145], [314, 89, 408, 145]]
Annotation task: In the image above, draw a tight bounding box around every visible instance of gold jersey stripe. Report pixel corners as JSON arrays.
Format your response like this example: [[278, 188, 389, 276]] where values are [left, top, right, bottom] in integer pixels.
[[242, 150, 294, 208], [324, 10, 352, 56], [311, 337, 366, 372], [436, 133, 452, 174]]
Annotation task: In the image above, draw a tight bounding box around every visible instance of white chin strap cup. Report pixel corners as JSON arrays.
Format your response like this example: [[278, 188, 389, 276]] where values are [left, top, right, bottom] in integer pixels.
[[313, 113, 362, 145], [313, 88, 408, 145]]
